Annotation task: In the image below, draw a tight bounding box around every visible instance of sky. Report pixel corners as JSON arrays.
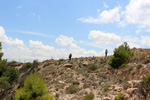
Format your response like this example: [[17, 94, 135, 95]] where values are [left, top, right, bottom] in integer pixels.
[[0, 0, 150, 62]]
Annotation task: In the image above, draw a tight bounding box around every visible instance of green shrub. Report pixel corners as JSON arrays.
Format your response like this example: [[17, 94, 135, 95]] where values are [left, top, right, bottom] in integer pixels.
[[0, 42, 3, 61], [20, 63, 32, 72], [15, 72, 53, 100], [88, 64, 98, 71], [109, 42, 133, 68], [115, 93, 124, 100], [0, 42, 7, 77], [137, 64, 142, 70], [141, 75, 150, 88], [0, 59, 7, 77], [32, 60, 38, 68], [79, 92, 94, 100], [121, 64, 128, 68], [66, 84, 78, 94], [104, 85, 110, 92], [3, 68, 20, 84], [0, 76, 10, 90], [7, 61, 22, 67]]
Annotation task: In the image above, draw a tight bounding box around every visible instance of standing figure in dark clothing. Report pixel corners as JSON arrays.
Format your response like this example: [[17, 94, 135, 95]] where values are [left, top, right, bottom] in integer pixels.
[[69, 53, 72, 60], [105, 49, 108, 57]]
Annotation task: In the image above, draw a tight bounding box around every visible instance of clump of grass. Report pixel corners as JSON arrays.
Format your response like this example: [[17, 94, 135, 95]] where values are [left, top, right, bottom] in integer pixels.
[[115, 93, 124, 100], [125, 76, 129, 80], [88, 64, 98, 71], [136, 64, 142, 70], [121, 64, 128, 68], [66, 85, 78, 94], [78, 92, 94, 100], [104, 85, 110, 92], [141, 75, 150, 88]]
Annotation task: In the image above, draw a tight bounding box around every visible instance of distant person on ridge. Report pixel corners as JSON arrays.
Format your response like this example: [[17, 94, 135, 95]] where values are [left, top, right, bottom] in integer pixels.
[[69, 53, 72, 60], [105, 49, 108, 57]]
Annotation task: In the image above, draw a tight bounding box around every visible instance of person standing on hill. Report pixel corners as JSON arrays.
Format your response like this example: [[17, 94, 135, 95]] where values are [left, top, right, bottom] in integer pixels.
[[105, 49, 108, 57], [69, 53, 72, 60]]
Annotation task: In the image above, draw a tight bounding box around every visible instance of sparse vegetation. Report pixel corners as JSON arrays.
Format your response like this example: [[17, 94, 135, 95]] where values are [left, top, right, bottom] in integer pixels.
[[141, 75, 150, 88], [121, 64, 128, 68], [104, 85, 110, 92], [15, 72, 53, 100], [136, 64, 142, 70], [7, 61, 22, 67], [88, 64, 98, 71], [109, 42, 133, 68], [66, 84, 78, 94], [115, 93, 124, 100], [19, 62, 32, 72], [79, 92, 94, 100], [0, 40, 150, 100]]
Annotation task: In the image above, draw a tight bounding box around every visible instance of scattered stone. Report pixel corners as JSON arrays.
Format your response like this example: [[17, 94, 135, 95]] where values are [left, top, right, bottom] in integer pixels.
[[72, 81, 80, 85], [126, 88, 138, 96], [83, 61, 89, 66], [58, 80, 64, 84], [114, 86, 122, 92], [103, 97, 110, 100]]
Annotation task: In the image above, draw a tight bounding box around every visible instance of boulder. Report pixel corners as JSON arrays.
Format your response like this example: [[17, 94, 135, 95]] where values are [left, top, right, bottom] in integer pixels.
[[64, 64, 73, 68]]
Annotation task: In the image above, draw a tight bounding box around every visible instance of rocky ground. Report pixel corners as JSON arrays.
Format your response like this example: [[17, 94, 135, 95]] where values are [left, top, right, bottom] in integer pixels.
[[1, 48, 150, 100]]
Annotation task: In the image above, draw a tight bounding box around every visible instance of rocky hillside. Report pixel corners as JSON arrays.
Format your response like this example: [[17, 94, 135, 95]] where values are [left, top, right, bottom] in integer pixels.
[[2, 48, 150, 100]]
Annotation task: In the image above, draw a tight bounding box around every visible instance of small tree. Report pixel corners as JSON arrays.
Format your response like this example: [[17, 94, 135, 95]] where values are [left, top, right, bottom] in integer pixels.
[[3, 68, 20, 84], [0, 42, 7, 77], [109, 42, 133, 68], [15, 72, 53, 100], [0, 76, 10, 90]]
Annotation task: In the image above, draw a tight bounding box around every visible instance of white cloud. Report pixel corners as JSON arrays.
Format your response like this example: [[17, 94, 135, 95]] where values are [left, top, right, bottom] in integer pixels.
[[1, 28, 104, 61], [128, 42, 140, 48], [124, 0, 150, 26], [55, 35, 78, 48], [0, 26, 24, 46], [141, 36, 150, 47], [145, 29, 150, 32], [17, 6, 22, 9], [29, 40, 54, 51], [138, 25, 146, 29], [89, 30, 121, 45], [122, 36, 140, 48], [97, 9, 100, 13], [118, 21, 127, 27], [78, 0, 150, 26], [104, 3, 109, 8], [136, 30, 141, 34], [123, 36, 140, 43], [7, 30, 53, 38], [78, 7, 121, 24]]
